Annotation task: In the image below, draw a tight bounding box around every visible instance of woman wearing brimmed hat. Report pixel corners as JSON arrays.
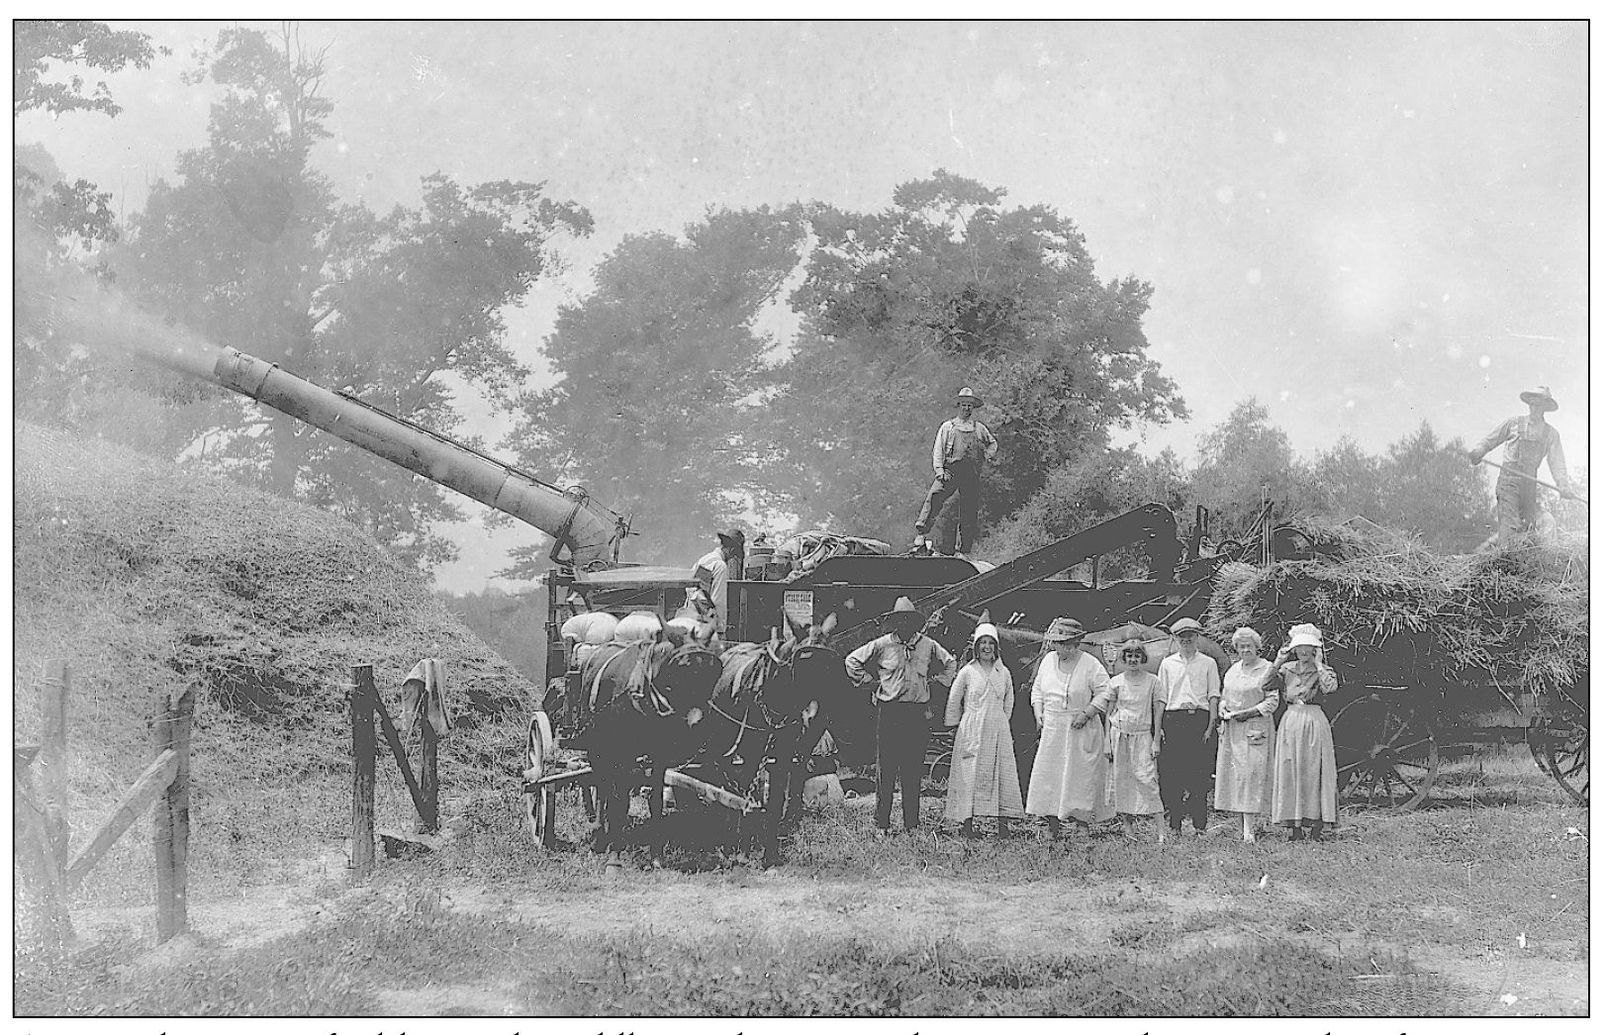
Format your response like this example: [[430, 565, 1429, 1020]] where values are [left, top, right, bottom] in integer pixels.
[[1264, 623, 1339, 841], [1025, 617, 1115, 836], [1215, 627, 1276, 843], [845, 596, 957, 834], [942, 620, 1025, 837], [1467, 386, 1577, 548], [1103, 638, 1164, 839]]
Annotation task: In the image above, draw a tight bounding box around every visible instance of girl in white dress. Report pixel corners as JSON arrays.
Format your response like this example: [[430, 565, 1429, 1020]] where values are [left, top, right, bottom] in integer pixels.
[[1103, 639, 1164, 838], [942, 623, 1025, 836], [1215, 627, 1277, 842], [1026, 617, 1115, 836]]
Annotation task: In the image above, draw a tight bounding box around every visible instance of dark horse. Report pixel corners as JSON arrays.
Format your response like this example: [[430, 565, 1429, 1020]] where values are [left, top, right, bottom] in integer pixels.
[[683, 612, 853, 868], [566, 623, 723, 871]]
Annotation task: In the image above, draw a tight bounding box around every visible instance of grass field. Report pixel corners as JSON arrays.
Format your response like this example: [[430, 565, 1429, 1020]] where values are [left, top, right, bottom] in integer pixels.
[[16, 749, 1587, 1017]]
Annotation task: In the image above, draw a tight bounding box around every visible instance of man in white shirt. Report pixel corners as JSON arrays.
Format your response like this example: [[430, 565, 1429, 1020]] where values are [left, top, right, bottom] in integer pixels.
[[1155, 617, 1221, 837], [692, 528, 745, 633], [913, 387, 999, 558]]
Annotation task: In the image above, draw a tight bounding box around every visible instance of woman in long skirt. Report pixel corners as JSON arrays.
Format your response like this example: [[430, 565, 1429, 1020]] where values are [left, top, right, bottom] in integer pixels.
[[1026, 617, 1115, 835], [942, 622, 1025, 836], [1103, 639, 1164, 838], [1215, 626, 1277, 842], [1266, 623, 1339, 840]]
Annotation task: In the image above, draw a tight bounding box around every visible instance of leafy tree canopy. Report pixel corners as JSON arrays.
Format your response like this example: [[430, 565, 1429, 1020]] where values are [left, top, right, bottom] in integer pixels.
[[767, 171, 1186, 546], [14, 20, 162, 117]]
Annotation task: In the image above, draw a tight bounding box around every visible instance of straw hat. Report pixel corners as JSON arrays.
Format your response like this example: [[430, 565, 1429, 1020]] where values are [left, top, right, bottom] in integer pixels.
[[956, 386, 983, 408], [1519, 386, 1559, 412], [879, 595, 927, 629], [1043, 616, 1085, 642]]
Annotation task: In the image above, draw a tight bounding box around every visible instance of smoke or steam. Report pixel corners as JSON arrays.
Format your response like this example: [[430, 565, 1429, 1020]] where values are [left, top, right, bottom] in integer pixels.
[[14, 219, 222, 384]]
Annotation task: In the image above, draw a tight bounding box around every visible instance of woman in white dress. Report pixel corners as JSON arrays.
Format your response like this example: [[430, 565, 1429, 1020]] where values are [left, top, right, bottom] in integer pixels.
[[1266, 623, 1339, 841], [1103, 639, 1164, 839], [1215, 626, 1277, 842], [1026, 617, 1115, 836], [942, 622, 1025, 836]]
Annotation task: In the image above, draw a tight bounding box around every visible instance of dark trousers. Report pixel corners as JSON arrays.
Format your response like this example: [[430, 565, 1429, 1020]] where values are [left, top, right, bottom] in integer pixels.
[[874, 702, 929, 830], [914, 460, 981, 553], [1159, 709, 1213, 831]]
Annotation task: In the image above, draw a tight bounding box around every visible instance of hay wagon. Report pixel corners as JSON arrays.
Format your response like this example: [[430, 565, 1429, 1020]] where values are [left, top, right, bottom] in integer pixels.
[[1209, 542, 1589, 811]]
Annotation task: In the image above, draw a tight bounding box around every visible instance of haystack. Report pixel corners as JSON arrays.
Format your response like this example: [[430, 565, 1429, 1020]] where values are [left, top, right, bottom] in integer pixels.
[[13, 422, 536, 900]]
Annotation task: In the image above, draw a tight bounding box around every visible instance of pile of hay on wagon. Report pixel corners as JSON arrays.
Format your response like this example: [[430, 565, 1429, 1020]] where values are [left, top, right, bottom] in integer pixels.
[[1204, 520, 1587, 710]]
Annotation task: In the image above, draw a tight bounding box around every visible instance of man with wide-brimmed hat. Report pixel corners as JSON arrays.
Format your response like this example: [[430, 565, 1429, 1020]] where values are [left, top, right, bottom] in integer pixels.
[[845, 596, 958, 833], [693, 528, 746, 633], [1155, 617, 1221, 838], [1467, 386, 1577, 547], [913, 386, 999, 558]]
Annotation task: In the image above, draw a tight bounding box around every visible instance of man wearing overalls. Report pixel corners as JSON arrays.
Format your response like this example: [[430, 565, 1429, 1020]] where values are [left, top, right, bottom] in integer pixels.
[[1467, 386, 1577, 548], [913, 386, 999, 558]]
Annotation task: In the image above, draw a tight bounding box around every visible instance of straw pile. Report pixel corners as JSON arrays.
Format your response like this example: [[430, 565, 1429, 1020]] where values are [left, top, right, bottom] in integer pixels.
[[1206, 520, 1587, 709], [13, 422, 536, 895]]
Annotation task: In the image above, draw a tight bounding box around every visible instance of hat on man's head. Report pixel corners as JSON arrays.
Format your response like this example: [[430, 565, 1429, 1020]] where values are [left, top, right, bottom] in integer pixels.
[[1043, 616, 1085, 642], [879, 595, 928, 629], [1169, 617, 1204, 636], [1519, 386, 1559, 412], [956, 386, 983, 408], [716, 528, 746, 548]]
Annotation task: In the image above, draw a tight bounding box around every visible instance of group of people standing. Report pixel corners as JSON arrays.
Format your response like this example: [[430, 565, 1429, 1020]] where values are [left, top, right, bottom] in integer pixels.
[[845, 597, 1341, 843]]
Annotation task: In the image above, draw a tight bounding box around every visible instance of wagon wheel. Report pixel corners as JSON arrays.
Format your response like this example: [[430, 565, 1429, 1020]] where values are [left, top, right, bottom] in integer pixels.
[[1528, 712, 1588, 807], [923, 746, 953, 790], [1332, 693, 1440, 811]]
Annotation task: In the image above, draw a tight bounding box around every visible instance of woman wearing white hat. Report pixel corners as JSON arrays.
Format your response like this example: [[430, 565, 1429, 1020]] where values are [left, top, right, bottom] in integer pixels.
[[942, 621, 1025, 837], [1215, 627, 1277, 843], [1264, 623, 1339, 840], [1025, 617, 1115, 836]]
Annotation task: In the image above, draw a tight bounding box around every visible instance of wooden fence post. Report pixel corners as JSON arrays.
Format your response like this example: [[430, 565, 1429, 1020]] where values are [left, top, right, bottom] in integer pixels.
[[39, 661, 71, 871], [152, 687, 194, 944], [419, 711, 439, 835], [350, 665, 377, 883], [14, 747, 73, 955]]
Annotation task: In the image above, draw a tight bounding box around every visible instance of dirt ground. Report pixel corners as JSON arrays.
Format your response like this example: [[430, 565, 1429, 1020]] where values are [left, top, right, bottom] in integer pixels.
[[71, 852, 1587, 1018]]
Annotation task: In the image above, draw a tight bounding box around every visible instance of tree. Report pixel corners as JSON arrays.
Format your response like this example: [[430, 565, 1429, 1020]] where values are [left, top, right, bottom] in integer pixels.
[[1311, 436, 1386, 523], [14, 20, 161, 117], [506, 206, 806, 565], [1379, 422, 1491, 552], [14, 23, 171, 441], [114, 25, 591, 572], [766, 171, 1186, 546], [1191, 398, 1321, 540]]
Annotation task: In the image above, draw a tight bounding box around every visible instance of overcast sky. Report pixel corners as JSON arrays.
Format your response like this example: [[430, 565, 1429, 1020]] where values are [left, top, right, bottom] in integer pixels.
[[16, 20, 1589, 592]]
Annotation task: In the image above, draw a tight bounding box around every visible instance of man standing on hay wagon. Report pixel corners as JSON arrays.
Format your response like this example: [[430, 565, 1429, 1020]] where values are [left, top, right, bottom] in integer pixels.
[[845, 596, 957, 835], [913, 386, 998, 559], [1467, 385, 1580, 548]]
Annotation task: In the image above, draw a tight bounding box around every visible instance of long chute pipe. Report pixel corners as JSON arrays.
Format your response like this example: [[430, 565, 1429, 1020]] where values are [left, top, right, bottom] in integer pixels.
[[212, 347, 626, 569]]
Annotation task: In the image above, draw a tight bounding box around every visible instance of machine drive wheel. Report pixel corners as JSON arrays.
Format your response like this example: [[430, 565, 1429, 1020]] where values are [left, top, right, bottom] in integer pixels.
[[1528, 710, 1588, 807], [1332, 693, 1440, 811]]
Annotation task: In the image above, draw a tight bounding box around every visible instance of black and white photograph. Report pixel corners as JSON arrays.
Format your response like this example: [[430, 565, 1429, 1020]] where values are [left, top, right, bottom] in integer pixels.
[[11, 17, 1590, 1023]]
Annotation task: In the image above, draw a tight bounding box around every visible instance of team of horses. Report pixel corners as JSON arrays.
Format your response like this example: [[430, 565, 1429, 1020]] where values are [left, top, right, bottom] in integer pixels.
[[558, 607, 850, 871]]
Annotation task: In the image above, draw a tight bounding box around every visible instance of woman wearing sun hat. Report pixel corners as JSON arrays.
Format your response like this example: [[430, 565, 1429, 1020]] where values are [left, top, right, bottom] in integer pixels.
[[1025, 617, 1115, 836], [942, 620, 1025, 837], [1215, 626, 1277, 843], [1265, 623, 1339, 841], [1103, 638, 1164, 839]]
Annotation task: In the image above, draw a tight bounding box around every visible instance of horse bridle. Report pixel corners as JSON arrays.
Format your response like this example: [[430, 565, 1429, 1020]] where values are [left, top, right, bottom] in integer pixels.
[[633, 641, 720, 719]]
